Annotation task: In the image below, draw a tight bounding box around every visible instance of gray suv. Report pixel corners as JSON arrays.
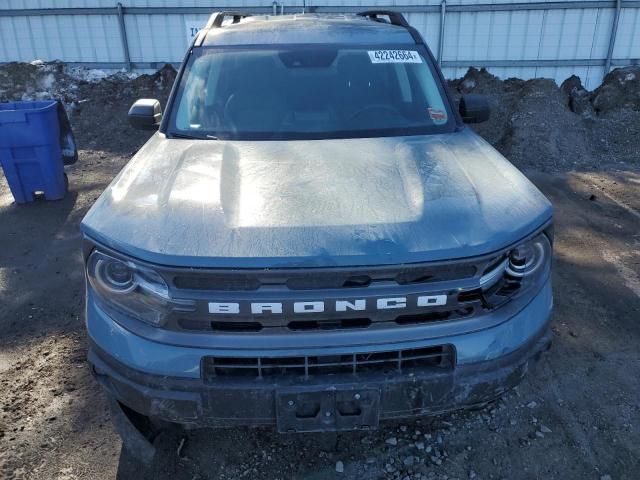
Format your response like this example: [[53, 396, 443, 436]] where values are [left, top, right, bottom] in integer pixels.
[[81, 11, 553, 456]]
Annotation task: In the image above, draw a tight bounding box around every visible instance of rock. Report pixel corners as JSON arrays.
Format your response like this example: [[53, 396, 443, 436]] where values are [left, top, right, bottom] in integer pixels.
[[386, 437, 398, 446], [415, 442, 425, 450], [540, 425, 552, 434], [403, 456, 415, 467], [335, 461, 344, 473], [535, 431, 545, 439], [526, 401, 537, 409], [560, 75, 594, 116]]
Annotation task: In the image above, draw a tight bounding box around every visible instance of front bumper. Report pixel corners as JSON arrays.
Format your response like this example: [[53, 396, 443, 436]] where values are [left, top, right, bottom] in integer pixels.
[[88, 278, 553, 429]]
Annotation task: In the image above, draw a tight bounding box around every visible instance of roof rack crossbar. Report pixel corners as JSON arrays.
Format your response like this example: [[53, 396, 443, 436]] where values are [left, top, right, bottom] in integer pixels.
[[357, 10, 409, 27], [206, 11, 252, 28]]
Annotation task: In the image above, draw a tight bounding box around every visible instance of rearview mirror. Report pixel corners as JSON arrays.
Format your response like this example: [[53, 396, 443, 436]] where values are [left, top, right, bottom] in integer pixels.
[[128, 99, 162, 130], [459, 94, 490, 124]]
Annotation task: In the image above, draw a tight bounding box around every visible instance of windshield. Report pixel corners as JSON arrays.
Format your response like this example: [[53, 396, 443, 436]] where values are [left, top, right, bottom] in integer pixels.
[[167, 45, 455, 140]]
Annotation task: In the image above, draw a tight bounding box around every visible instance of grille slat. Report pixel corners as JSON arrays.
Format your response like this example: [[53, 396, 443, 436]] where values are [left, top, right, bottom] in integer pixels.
[[171, 262, 479, 292], [177, 305, 477, 333], [202, 345, 455, 381]]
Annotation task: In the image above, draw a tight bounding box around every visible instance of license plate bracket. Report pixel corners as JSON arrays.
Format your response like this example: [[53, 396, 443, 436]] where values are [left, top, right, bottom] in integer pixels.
[[275, 387, 380, 433]]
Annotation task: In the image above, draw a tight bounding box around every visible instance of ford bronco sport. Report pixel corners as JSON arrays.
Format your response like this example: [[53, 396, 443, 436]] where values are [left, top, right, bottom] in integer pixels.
[[81, 11, 553, 455]]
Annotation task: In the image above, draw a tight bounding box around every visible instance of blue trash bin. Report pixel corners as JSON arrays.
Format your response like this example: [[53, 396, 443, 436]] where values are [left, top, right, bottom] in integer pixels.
[[0, 100, 68, 204]]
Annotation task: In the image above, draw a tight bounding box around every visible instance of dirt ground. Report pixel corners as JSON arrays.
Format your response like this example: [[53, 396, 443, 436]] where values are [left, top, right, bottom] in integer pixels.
[[1, 64, 639, 480]]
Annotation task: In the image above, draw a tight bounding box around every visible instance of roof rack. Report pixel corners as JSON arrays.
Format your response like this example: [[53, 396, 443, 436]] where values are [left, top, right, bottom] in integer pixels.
[[357, 10, 409, 27], [193, 10, 420, 48], [194, 10, 252, 46], [205, 11, 252, 29]]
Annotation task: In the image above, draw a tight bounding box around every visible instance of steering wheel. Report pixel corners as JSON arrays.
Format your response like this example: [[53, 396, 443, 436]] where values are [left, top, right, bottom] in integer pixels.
[[222, 93, 239, 132], [347, 104, 404, 123]]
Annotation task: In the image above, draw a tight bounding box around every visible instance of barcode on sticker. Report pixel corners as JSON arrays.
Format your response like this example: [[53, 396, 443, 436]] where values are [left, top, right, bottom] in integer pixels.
[[368, 50, 422, 64]]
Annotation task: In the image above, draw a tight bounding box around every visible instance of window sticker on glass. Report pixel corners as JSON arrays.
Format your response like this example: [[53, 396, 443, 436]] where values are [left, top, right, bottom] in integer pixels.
[[368, 50, 422, 64], [428, 108, 447, 122]]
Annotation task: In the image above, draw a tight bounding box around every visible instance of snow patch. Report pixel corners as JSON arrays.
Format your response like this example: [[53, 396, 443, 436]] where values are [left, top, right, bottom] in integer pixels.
[[66, 67, 109, 83]]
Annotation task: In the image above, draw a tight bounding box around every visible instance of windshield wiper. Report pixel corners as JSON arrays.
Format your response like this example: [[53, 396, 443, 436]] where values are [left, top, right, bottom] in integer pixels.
[[168, 132, 217, 140]]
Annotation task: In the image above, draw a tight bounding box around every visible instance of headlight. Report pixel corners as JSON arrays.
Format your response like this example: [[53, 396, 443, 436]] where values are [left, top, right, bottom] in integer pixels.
[[87, 250, 191, 327], [478, 232, 551, 302], [505, 234, 550, 280], [94, 256, 136, 293]]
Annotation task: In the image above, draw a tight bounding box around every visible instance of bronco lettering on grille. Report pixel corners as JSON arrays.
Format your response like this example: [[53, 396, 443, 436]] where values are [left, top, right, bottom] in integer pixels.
[[208, 295, 447, 315]]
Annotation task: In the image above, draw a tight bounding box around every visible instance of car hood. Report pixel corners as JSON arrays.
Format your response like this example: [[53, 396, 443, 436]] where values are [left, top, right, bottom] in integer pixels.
[[81, 129, 552, 268]]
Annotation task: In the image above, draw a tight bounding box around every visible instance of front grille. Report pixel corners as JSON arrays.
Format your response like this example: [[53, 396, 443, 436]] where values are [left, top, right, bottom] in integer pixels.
[[160, 252, 516, 334], [202, 344, 455, 381]]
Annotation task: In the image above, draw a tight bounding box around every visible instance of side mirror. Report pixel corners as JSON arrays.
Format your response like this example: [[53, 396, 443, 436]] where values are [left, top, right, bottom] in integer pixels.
[[128, 99, 162, 130], [459, 94, 490, 124]]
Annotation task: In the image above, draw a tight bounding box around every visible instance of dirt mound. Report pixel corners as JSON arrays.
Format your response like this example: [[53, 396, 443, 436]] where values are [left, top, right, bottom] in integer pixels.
[[448, 66, 640, 171], [592, 66, 640, 113], [449, 69, 591, 170], [498, 78, 592, 171], [0, 61, 177, 155], [0, 61, 72, 102], [0, 61, 176, 104]]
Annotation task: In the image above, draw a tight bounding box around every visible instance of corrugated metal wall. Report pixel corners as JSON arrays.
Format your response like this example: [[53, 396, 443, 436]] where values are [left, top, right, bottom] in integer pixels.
[[1, 0, 639, 89]]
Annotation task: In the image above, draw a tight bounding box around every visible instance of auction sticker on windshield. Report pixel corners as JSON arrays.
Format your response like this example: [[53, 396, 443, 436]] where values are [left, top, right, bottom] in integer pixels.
[[368, 50, 422, 64]]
